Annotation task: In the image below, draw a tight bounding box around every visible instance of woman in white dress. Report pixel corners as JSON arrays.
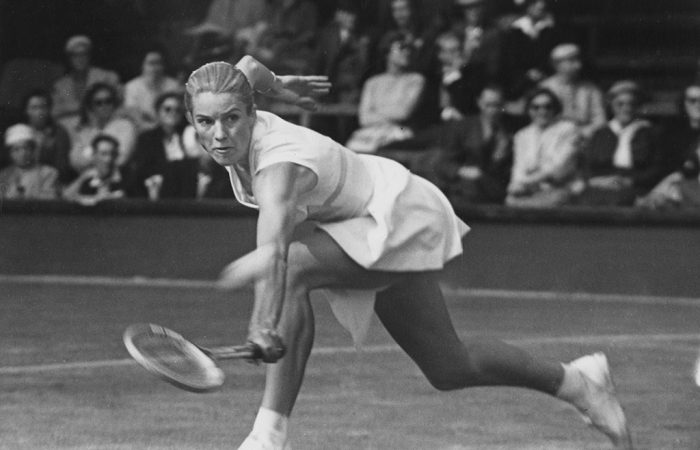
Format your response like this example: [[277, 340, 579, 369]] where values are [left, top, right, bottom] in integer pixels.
[[185, 56, 631, 450]]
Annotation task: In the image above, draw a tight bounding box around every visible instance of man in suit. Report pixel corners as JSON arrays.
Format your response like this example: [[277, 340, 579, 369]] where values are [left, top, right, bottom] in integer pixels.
[[436, 84, 517, 204]]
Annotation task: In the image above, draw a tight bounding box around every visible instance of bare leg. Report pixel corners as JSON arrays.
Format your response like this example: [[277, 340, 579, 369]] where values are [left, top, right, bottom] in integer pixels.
[[374, 272, 564, 394], [260, 229, 402, 415], [374, 273, 632, 448]]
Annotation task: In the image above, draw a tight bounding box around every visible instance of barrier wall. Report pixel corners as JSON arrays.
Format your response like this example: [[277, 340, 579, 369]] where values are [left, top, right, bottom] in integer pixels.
[[1, 200, 699, 298]]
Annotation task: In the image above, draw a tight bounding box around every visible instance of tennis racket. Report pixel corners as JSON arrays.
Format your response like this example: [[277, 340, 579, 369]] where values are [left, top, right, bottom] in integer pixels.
[[123, 323, 260, 393]]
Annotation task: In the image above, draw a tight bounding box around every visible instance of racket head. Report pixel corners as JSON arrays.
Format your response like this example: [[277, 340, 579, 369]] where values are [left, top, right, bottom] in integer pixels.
[[123, 323, 225, 393]]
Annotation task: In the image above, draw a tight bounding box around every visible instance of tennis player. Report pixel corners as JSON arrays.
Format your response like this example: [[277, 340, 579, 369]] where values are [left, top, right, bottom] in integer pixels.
[[185, 56, 632, 450]]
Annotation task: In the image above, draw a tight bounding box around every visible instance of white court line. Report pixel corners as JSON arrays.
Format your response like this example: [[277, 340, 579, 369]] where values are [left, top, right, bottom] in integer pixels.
[[2, 333, 699, 376], [1, 273, 700, 307]]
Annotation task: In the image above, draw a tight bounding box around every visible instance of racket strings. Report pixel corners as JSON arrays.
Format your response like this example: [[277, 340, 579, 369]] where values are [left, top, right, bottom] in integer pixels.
[[132, 333, 212, 384]]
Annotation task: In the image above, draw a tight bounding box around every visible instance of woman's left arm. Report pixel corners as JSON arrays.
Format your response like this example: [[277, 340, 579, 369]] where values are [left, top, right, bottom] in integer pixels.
[[235, 55, 330, 111], [246, 161, 316, 362]]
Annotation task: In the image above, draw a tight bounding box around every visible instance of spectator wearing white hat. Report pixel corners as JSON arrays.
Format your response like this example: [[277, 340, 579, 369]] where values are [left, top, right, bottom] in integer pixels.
[[0, 124, 59, 199], [52, 35, 121, 120], [540, 43, 606, 139], [578, 81, 661, 206]]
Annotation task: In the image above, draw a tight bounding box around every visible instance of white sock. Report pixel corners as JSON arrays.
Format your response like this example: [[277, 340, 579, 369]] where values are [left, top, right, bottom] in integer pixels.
[[250, 407, 288, 446], [556, 363, 585, 405]]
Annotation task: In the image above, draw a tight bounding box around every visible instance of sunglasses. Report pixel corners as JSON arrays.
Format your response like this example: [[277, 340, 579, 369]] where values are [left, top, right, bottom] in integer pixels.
[[161, 104, 182, 113], [612, 99, 637, 108], [529, 102, 553, 111], [685, 97, 700, 104], [92, 97, 115, 107]]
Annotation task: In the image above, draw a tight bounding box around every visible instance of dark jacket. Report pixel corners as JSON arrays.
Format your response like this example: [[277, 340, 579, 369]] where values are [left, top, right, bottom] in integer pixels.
[[314, 21, 369, 103], [125, 127, 200, 199], [437, 114, 515, 203], [584, 124, 662, 191]]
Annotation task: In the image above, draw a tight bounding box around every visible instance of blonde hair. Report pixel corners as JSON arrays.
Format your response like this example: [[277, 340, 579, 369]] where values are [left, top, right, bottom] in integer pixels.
[[184, 61, 254, 115]]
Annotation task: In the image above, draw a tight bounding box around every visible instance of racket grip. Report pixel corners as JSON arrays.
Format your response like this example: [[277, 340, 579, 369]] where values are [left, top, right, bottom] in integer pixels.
[[208, 343, 262, 360]]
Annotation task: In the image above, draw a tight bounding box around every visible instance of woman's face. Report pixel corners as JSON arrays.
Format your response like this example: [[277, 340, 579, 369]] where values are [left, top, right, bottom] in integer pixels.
[[190, 91, 255, 166], [26, 96, 51, 128], [143, 52, 165, 79], [10, 140, 37, 169], [528, 93, 557, 128], [611, 92, 639, 126], [684, 86, 700, 123], [388, 41, 412, 70], [89, 88, 117, 122], [391, 0, 412, 28], [158, 96, 184, 130], [526, 0, 548, 21]]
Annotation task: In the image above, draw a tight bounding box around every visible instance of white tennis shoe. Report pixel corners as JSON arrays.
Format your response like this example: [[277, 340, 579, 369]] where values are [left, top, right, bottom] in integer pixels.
[[568, 352, 633, 449], [238, 433, 291, 450]]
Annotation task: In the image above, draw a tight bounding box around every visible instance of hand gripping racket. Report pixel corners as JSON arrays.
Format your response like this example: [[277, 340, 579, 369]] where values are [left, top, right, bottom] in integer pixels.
[[123, 323, 261, 393]]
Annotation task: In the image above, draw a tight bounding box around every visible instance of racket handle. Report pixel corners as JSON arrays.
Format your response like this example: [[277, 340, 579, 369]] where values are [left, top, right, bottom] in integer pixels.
[[203, 344, 262, 360]]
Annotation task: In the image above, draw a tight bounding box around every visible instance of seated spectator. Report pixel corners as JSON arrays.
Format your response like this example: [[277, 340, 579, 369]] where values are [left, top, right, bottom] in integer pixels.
[[371, 0, 438, 76], [434, 30, 484, 121], [540, 43, 606, 139], [346, 34, 426, 153], [125, 92, 204, 200], [66, 82, 137, 173], [52, 35, 121, 120], [249, 0, 319, 74], [314, 0, 369, 104], [657, 83, 700, 175], [506, 88, 579, 207], [636, 154, 700, 210], [451, 0, 503, 85], [437, 84, 515, 205], [184, 0, 270, 68], [501, 0, 565, 105], [63, 134, 125, 206], [636, 84, 700, 209], [0, 124, 59, 199], [124, 49, 182, 130], [578, 81, 661, 206], [22, 89, 74, 184]]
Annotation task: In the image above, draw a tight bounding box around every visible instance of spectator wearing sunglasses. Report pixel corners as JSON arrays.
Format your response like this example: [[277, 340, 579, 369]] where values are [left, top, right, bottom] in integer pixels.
[[578, 81, 661, 206], [125, 92, 205, 200], [346, 33, 426, 153], [67, 83, 136, 173], [506, 87, 579, 207]]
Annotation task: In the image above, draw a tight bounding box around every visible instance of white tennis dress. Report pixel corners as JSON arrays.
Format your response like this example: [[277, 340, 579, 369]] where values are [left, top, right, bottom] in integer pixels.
[[226, 111, 470, 344]]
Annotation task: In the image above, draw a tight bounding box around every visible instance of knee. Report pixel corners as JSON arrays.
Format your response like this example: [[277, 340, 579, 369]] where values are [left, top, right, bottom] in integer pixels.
[[284, 242, 315, 293], [424, 367, 471, 391]]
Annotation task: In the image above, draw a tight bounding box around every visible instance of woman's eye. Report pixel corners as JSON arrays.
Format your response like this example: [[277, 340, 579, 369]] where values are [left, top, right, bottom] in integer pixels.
[[197, 118, 213, 127], [224, 115, 239, 125]]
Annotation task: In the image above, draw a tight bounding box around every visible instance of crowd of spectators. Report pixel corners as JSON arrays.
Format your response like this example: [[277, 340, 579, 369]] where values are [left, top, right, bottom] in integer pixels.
[[2, 0, 700, 212]]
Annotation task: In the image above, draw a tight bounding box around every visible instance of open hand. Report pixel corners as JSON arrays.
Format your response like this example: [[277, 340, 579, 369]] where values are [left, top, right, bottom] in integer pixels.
[[274, 75, 331, 111]]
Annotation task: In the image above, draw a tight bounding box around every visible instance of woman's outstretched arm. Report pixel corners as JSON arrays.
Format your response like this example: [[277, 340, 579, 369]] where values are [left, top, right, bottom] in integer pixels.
[[235, 55, 331, 111], [235, 161, 316, 362]]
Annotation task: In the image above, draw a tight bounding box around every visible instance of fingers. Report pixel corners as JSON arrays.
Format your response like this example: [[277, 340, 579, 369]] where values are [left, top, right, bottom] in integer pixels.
[[247, 328, 286, 363], [297, 97, 319, 112]]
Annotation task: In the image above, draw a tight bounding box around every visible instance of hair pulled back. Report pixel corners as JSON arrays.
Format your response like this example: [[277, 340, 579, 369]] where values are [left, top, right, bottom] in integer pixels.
[[184, 61, 254, 115]]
